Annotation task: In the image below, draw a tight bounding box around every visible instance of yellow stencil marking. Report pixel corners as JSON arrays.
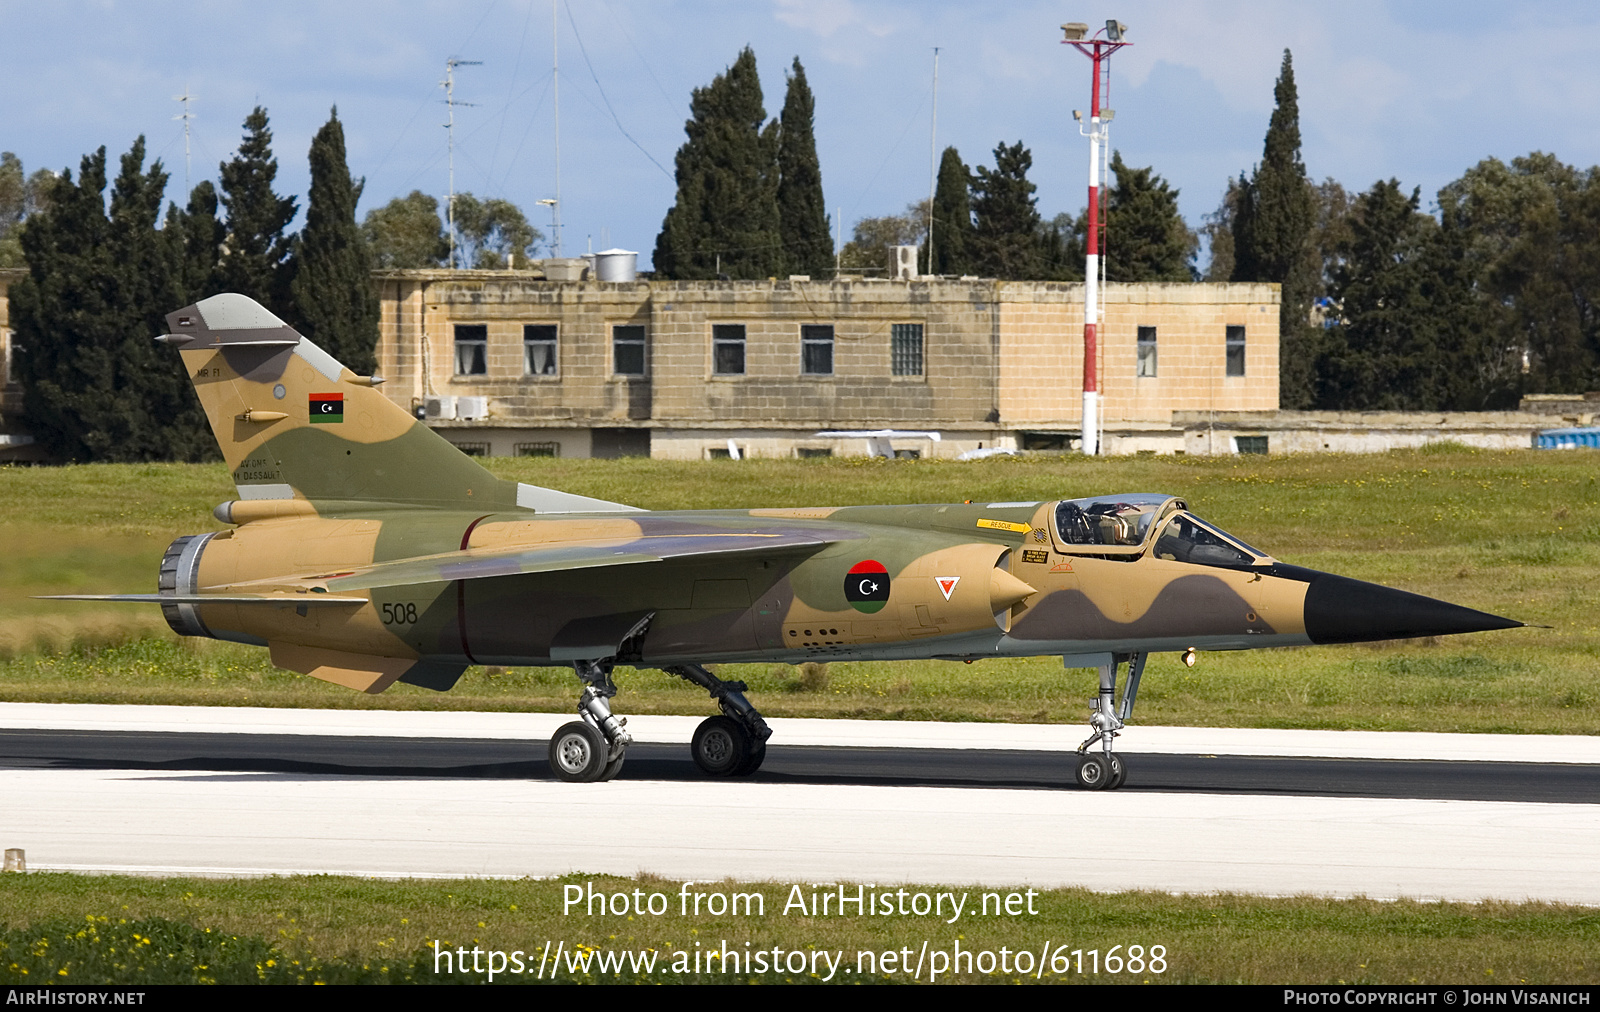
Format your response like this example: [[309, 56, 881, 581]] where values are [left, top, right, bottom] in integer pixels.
[[976, 518, 1031, 533]]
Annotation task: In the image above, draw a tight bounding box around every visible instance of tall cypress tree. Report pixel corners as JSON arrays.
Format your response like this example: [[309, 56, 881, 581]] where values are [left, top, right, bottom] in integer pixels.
[[13, 140, 211, 461], [970, 141, 1042, 280], [219, 106, 298, 315], [777, 57, 831, 278], [654, 47, 781, 279], [1232, 50, 1319, 407], [290, 108, 378, 374], [929, 146, 974, 276]]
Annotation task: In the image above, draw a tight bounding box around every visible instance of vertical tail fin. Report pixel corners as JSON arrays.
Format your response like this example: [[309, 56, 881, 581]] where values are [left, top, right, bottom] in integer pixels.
[[164, 294, 634, 513]]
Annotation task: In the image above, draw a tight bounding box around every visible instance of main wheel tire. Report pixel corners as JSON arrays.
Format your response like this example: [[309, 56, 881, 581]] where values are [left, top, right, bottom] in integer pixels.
[[731, 740, 766, 777], [691, 716, 748, 777], [549, 721, 608, 783], [600, 750, 627, 782], [1106, 752, 1127, 790], [1075, 753, 1112, 790]]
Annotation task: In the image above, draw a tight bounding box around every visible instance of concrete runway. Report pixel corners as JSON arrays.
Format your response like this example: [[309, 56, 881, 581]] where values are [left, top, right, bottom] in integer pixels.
[[3, 703, 1598, 903]]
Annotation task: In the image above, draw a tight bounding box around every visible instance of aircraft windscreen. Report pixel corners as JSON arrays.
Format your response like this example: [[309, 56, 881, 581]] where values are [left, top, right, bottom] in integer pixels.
[[1054, 495, 1170, 547], [1153, 513, 1260, 568]]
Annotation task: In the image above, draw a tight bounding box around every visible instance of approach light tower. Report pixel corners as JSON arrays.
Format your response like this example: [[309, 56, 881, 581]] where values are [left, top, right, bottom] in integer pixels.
[[1062, 20, 1129, 456]]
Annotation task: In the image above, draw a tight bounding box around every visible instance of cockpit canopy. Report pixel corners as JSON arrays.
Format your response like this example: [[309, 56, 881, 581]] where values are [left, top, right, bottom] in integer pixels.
[[1052, 494, 1270, 567]]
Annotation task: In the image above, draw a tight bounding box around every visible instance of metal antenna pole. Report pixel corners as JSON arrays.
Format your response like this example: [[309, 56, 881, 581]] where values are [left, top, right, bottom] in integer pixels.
[[926, 47, 939, 277], [172, 87, 195, 195], [443, 57, 482, 269], [552, 0, 562, 257]]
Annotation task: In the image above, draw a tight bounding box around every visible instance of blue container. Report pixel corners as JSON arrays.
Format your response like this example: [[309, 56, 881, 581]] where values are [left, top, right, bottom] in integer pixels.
[[1535, 426, 1600, 449]]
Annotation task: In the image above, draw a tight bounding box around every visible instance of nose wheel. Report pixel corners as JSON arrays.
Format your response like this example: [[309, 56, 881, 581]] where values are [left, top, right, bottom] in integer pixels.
[[1075, 751, 1126, 791], [1073, 652, 1144, 790]]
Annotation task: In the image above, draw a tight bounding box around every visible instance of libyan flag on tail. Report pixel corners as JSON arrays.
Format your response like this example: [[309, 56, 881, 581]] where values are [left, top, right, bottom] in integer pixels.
[[309, 393, 344, 423]]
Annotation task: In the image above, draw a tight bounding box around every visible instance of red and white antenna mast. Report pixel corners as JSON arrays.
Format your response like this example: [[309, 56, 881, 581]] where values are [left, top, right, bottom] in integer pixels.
[[1062, 20, 1129, 456]]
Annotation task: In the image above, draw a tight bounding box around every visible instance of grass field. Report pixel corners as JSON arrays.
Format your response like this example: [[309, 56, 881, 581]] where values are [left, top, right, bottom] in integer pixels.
[[1, 449, 1597, 732], [2, 873, 1597, 984]]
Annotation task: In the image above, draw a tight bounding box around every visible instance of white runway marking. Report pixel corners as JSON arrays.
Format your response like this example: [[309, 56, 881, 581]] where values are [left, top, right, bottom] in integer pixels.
[[4, 769, 1598, 903]]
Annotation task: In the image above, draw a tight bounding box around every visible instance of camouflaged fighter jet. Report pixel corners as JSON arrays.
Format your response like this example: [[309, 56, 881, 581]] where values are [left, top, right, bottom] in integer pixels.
[[50, 294, 1524, 789]]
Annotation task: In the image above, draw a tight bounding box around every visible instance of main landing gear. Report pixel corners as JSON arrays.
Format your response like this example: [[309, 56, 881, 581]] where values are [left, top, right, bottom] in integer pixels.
[[548, 657, 633, 783], [546, 649, 771, 782], [664, 664, 772, 777], [1074, 651, 1146, 791]]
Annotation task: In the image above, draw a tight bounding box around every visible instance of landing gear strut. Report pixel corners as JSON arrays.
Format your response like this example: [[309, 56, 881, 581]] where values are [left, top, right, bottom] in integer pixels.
[[664, 664, 771, 776], [1075, 651, 1145, 791], [549, 657, 633, 782]]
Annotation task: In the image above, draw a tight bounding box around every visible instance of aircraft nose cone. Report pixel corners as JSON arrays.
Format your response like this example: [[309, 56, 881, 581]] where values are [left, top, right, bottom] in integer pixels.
[[1300, 571, 1523, 645]]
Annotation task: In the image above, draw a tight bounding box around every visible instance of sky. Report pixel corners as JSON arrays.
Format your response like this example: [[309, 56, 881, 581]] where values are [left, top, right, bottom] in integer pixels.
[[4, 1, 1599, 272]]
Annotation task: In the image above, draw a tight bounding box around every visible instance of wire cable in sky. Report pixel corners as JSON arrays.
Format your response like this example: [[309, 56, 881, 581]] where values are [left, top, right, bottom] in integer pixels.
[[563, 0, 674, 181], [487, 0, 538, 191], [846, 84, 930, 225]]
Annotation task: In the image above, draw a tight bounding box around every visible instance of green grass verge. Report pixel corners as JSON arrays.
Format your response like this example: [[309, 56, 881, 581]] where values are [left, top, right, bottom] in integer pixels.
[[1, 450, 1597, 733], [2, 873, 1596, 984]]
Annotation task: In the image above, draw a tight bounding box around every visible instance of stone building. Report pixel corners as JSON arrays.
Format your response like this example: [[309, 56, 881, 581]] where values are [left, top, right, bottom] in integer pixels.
[[0, 268, 36, 460], [373, 270, 1282, 459]]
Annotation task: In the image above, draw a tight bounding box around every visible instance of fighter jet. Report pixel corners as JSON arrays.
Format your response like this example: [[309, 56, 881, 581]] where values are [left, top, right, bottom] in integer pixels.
[[49, 295, 1523, 789]]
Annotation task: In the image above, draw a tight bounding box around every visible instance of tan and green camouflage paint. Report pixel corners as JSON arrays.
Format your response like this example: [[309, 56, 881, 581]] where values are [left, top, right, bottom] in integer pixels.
[[161, 294, 1319, 695]]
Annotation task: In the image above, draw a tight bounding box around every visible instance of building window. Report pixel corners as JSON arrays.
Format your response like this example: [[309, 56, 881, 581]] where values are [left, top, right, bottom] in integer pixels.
[[524, 325, 558, 376], [613, 325, 646, 376], [1136, 326, 1158, 378], [891, 323, 923, 376], [713, 324, 746, 375], [450, 441, 491, 457], [796, 447, 833, 459], [1226, 325, 1246, 377], [1235, 435, 1269, 455], [454, 324, 487, 375], [801, 324, 834, 375], [515, 441, 560, 458]]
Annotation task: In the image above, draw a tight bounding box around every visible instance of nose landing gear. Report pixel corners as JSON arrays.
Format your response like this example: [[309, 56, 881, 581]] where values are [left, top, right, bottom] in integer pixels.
[[1074, 651, 1144, 790]]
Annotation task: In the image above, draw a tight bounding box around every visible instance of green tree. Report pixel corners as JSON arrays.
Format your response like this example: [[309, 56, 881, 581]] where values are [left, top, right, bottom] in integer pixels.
[[218, 106, 298, 315], [363, 191, 448, 269], [1317, 181, 1431, 408], [654, 47, 781, 280], [450, 193, 541, 269], [0, 153, 55, 268], [1034, 211, 1084, 282], [1200, 176, 1242, 281], [837, 201, 925, 272], [1437, 154, 1600, 394], [290, 108, 378, 375], [1103, 151, 1197, 282], [928, 146, 974, 276], [970, 141, 1042, 279], [1232, 50, 1320, 408], [777, 57, 831, 277], [12, 140, 212, 461], [166, 180, 225, 302], [1316, 180, 1506, 411]]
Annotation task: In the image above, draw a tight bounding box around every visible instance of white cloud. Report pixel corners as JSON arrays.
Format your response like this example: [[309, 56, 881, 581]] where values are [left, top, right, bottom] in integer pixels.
[[771, 0, 895, 39]]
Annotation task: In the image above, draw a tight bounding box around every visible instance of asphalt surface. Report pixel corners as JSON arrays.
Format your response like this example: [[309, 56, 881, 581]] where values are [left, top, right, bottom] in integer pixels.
[[3, 727, 1595, 804]]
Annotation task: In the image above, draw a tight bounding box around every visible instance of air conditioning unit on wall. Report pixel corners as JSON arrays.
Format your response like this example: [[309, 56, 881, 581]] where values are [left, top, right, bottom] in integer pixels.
[[456, 396, 490, 421], [425, 395, 456, 420]]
